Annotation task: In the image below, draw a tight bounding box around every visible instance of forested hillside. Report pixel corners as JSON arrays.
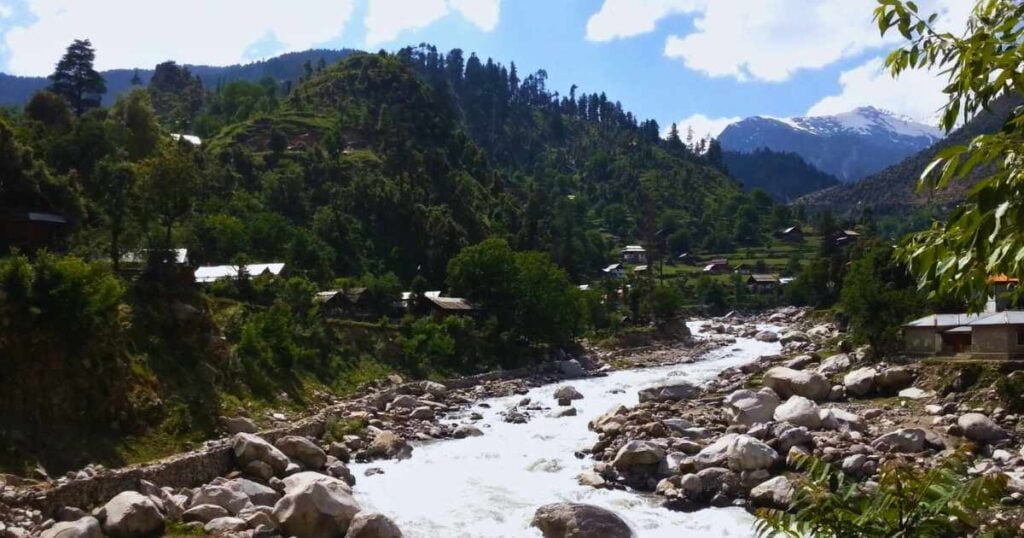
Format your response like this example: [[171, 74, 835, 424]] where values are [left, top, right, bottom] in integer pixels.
[[722, 148, 840, 201], [0, 43, 784, 473]]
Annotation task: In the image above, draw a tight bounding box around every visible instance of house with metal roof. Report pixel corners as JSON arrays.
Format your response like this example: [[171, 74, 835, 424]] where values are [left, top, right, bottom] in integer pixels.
[[194, 262, 285, 283], [747, 274, 781, 293], [620, 245, 647, 264], [904, 311, 1024, 359]]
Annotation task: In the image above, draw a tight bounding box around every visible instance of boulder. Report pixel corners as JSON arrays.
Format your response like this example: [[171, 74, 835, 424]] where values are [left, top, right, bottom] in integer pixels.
[[780, 331, 809, 344], [726, 435, 778, 471], [694, 434, 738, 470], [190, 484, 251, 515], [957, 413, 1008, 442], [327, 461, 357, 486], [842, 454, 867, 476], [755, 330, 779, 342], [221, 416, 258, 434], [530, 503, 632, 538], [612, 440, 665, 470], [776, 426, 813, 454], [204, 517, 248, 534], [549, 407, 578, 418], [344, 512, 403, 538], [897, 387, 934, 400], [366, 431, 412, 460], [40, 517, 102, 538], [843, 367, 877, 397], [282, 471, 353, 494], [872, 428, 926, 453], [816, 354, 852, 376], [273, 479, 362, 538], [182, 504, 230, 524], [784, 355, 817, 370], [819, 407, 865, 431], [763, 367, 830, 401], [233, 433, 290, 477], [773, 396, 822, 429], [875, 367, 916, 392], [409, 407, 434, 420], [554, 386, 584, 401], [557, 359, 586, 378], [749, 476, 794, 508], [724, 388, 780, 426], [453, 425, 484, 438], [276, 436, 328, 470], [637, 382, 699, 403], [589, 405, 628, 431], [389, 395, 419, 409], [99, 491, 165, 538], [418, 380, 448, 398], [225, 477, 281, 507]]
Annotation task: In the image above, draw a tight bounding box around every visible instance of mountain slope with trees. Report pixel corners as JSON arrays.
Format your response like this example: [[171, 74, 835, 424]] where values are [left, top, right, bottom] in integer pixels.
[[722, 148, 841, 201]]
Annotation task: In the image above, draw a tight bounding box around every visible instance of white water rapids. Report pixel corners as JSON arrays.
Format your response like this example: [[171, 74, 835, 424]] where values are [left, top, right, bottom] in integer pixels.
[[349, 322, 781, 537]]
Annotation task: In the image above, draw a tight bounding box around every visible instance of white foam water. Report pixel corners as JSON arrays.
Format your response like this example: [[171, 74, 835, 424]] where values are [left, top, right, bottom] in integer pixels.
[[349, 322, 781, 537]]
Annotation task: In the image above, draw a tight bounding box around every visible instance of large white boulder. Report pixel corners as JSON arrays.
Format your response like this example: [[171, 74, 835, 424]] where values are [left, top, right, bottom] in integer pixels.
[[724, 388, 780, 426], [276, 435, 328, 470], [694, 433, 738, 470], [749, 476, 794, 508], [553, 386, 584, 401], [774, 396, 822, 429], [189, 484, 251, 515], [726, 435, 778, 471], [531, 503, 632, 538], [875, 367, 916, 392], [233, 433, 290, 476], [819, 407, 865, 432], [612, 440, 665, 470], [763, 367, 830, 401], [843, 367, 877, 397], [273, 478, 362, 538], [816, 354, 852, 376], [99, 492, 165, 538], [224, 477, 281, 507], [958, 413, 1008, 442], [872, 428, 926, 453]]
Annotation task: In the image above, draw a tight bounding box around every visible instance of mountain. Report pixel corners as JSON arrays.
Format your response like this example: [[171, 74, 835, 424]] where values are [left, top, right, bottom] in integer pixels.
[[798, 93, 1023, 217], [0, 48, 358, 107], [723, 148, 841, 201], [718, 106, 943, 183]]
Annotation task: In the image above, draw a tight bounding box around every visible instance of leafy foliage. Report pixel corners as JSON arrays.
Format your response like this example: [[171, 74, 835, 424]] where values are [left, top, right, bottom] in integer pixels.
[[755, 451, 1009, 538], [875, 0, 1024, 310]]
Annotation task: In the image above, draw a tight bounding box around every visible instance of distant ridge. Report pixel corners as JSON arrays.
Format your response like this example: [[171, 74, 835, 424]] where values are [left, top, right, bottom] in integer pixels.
[[0, 48, 360, 107], [719, 106, 943, 183], [798, 93, 1023, 216]]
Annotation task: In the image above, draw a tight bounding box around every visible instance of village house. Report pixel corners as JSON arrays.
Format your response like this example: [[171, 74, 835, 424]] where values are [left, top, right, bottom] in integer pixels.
[[120, 248, 189, 266], [315, 287, 376, 318], [620, 245, 648, 264], [423, 294, 477, 318], [194, 262, 285, 283], [747, 274, 781, 294], [776, 225, 804, 243], [602, 263, 625, 278], [904, 276, 1024, 358], [703, 259, 730, 274], [1, 211, 68, 251], [832, 230, 861, 247]]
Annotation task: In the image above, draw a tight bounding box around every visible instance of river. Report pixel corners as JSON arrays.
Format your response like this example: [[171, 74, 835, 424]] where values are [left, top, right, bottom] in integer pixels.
[[349, 322, 781, 537]]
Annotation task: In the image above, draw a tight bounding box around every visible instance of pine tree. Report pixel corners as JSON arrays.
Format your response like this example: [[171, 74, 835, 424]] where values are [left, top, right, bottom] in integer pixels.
[[48, 39, 106, 115], [130, 69, 142, 86]]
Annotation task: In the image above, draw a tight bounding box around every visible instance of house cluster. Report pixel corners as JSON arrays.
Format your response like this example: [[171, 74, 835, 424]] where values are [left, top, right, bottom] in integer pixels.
[[904, 276, 1024, 359], [314, 288, 476, 318]]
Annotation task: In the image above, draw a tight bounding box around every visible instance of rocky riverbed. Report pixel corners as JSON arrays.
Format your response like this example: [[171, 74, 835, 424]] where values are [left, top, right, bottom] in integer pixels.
[[584, 309, 1024, 535]]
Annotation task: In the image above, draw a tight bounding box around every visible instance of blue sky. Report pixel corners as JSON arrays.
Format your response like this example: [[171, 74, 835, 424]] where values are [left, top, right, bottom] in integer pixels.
[[0, 0, 970, 136]]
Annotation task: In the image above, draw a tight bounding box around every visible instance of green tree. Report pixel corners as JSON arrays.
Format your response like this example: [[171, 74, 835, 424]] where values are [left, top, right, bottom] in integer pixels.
[[93, 158, 139, 270], [839, 245, 923, 358], [875, 0, 1024, 309], [106, 89, 161, 161], [25, 91, 73, 130], [48, 39, 106, 115], [640, 282, 684, 323], [141, 149, 198, 247]]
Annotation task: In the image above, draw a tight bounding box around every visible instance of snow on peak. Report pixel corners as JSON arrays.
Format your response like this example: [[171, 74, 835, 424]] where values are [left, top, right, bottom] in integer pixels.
[[782, 107, 944, 140]]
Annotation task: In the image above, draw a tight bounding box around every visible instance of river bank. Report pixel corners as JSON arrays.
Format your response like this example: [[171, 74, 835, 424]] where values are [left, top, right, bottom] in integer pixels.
[[0, 312, 740, 537]]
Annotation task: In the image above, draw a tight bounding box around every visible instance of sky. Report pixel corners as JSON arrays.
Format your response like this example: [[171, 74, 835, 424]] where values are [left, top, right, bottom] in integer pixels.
[[0, 0, 972, 137]]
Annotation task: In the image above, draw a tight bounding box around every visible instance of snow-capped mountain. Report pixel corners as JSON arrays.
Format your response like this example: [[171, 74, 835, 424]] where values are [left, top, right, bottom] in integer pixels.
[[718, 107, 944, 183]]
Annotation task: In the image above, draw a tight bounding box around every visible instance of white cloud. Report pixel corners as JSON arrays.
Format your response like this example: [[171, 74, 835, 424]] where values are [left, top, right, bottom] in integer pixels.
[[364, 0, 501, 47], [585, 0, 971, 83], [449, 0, 501, 32], [3, 0, 356, 76], [667, 113, 741, 139], [0, 3, 12, 19], [586, 0, 705, 42], [807, 57, 948, 125]]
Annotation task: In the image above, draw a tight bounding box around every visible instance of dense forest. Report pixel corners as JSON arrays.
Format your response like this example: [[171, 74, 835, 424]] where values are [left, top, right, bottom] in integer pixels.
[[0, 41, 858, 472], [723, 148, 841, 202]]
